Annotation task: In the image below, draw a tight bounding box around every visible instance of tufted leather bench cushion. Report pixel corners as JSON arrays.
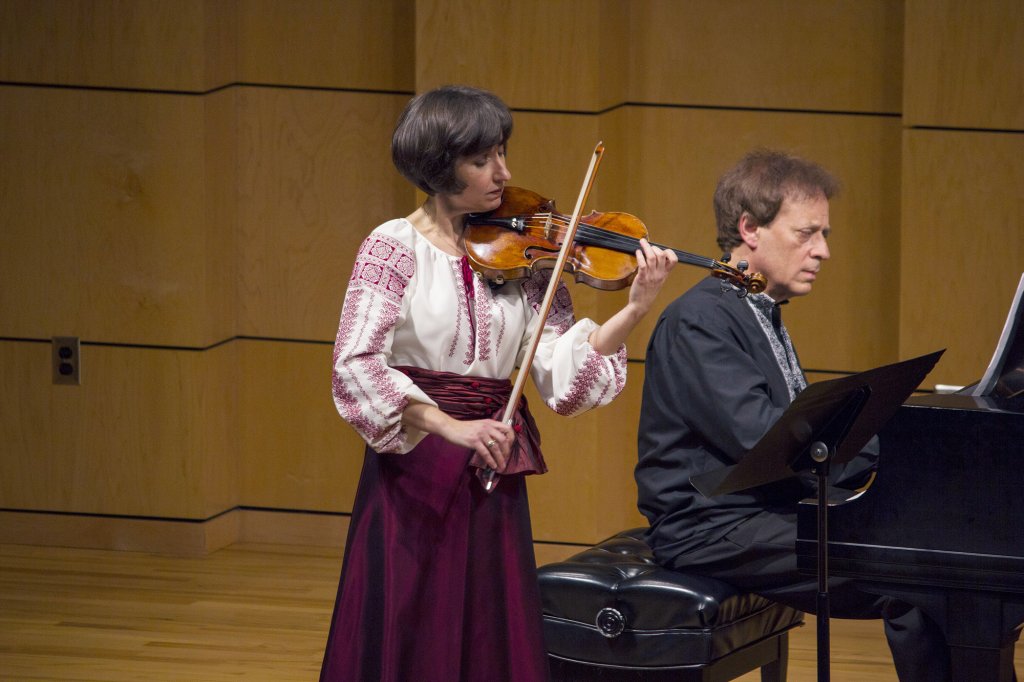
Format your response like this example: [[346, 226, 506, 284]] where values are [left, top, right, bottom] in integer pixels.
[[538, 528, 804, 671]]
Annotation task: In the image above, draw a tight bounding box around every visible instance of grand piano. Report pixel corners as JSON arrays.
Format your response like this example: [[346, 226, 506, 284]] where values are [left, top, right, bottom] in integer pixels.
[[796, 279, 1024, 681]]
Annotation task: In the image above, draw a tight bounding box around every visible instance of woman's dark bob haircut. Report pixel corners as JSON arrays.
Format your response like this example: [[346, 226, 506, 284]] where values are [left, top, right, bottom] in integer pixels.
[[392, 85, 513, 196]]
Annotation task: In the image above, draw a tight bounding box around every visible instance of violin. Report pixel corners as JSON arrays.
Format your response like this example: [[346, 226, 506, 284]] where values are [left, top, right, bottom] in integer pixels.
[[464, 186, 766, 296], [474, 145, 761, 493]]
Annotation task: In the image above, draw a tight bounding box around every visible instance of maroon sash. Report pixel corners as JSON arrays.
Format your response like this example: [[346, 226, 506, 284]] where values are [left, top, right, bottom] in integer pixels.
[[394, 365, 547, 477]]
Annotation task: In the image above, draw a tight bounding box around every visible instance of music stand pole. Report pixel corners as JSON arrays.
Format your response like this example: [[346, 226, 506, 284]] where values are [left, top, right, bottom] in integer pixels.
[[810, 441, 832, 682]]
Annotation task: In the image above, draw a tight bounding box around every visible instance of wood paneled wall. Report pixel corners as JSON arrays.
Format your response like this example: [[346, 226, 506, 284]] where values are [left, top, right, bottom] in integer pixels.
[[628, 0, 904, 113], [0, 0, 236, 91], [899, 0, 1024, 385], [1, 0, 1021, 551], [0, 86, 237, 346]]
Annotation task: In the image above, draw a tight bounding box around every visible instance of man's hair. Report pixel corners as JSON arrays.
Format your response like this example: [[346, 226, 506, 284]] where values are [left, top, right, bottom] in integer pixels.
[[713, 149, 840, 252], [391, 85, 513, 196]]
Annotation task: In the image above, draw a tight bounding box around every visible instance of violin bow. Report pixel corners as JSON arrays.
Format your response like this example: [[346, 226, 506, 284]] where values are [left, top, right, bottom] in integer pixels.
[[480, 142, 606, 491]]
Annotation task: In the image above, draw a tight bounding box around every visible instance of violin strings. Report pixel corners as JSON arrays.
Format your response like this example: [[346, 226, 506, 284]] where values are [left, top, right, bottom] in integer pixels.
[[476, 212, 750, 284], [518, 216, 717, 270]]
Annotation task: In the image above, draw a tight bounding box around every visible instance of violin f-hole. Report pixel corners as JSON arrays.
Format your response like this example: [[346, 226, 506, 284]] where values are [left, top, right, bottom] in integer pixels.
[[524, 244, 561, 263]]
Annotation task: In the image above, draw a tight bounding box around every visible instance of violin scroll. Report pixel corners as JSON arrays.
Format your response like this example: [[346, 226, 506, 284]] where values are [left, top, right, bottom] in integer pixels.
[[713, 255, 767, 297]]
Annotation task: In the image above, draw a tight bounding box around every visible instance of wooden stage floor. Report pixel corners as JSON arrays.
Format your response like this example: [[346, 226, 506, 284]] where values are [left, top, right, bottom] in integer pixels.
[[0, 541, 1020, 681]]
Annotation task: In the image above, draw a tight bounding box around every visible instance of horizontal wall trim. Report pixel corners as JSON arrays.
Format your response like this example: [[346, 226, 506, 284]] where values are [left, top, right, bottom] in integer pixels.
[[0, 80, 413, 98], [619, 101, 901, 119], [0, 505, 606, 551], [803, 368, 860, 377], [0, 81, 902, 119], [907, 124, 1024, 136], [1, 337, 904, 382], [0, 507, 595, 555], [0, 504, 351, 524], [0, 335, 332, 351]]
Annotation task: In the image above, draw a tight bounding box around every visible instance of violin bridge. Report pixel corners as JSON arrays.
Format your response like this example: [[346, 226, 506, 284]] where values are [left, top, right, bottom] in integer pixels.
[[542, 212, 554, 240]]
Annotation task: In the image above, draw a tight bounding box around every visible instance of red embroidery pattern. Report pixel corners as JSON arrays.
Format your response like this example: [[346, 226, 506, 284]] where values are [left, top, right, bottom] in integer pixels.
[[490, 286, 507, 356], [448, 259, 467, 361], [553, 348, 607, 416], [332, 321, 384, 445], [547, 282, 576, 335], [611, 345, 628, 393], [331, 231, 418, 451], [333, 288, 364, 369], [475, 278, 494, 362], [522, 271, 544, 308], [333, 308, 409, 450], [358, 353, 407, 417], [553, 345, 627, 416], [523, 270, 575, 335], [350, 233, 414, 303]]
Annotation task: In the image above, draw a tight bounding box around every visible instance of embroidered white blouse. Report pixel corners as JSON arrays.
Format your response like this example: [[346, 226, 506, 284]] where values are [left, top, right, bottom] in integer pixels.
[[332, 218, 628, 454]]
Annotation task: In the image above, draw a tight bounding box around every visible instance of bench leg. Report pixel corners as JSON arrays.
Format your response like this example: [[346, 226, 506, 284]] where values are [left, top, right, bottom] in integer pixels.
[[759, 632, 789, 682]]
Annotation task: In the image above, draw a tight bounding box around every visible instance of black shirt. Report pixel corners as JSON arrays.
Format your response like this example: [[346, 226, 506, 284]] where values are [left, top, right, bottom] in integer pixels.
[[636, 277, 877, 564]]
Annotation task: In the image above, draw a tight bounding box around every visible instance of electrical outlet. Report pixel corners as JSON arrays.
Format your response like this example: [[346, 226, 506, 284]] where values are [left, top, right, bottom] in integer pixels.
[[52, 336, 81, 385]]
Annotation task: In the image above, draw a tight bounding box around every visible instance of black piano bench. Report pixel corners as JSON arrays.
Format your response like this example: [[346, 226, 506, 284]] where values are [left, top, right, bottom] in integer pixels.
[[538, 528, 804, 682]]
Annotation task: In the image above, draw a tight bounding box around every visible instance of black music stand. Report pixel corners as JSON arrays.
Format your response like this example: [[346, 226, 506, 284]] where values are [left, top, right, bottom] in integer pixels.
[[691, 349, 944, 682]]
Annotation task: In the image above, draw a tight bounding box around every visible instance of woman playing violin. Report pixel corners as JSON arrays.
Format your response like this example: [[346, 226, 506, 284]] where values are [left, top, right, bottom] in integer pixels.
[[322, 84, 676, 682]]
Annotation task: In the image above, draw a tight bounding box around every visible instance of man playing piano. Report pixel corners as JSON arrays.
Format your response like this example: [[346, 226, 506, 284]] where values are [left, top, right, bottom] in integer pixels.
[[636, 149, 953, 681]]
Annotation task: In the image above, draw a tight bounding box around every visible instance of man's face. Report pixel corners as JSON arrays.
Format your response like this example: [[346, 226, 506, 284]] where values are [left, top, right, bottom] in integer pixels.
[[749, 192, 831, 302]]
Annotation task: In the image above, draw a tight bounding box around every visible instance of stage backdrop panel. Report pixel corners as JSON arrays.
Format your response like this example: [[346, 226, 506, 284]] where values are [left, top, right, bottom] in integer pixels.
[[0, 85, 237, 347], [237, 339, 364, 512], [236, 88, 412, 341], [628, 0, 903, 114], [0, 0, 234, 91], [0, 341, 236, 520], [904, 0, 1024, 130], [898, 129, 1024, 387], [236, 0, 414, 91], [414, 0, 628, 112]]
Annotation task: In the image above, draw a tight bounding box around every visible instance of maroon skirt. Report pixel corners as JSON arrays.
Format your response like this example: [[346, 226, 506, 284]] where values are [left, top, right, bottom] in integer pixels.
[[319, 369, 550, 682]]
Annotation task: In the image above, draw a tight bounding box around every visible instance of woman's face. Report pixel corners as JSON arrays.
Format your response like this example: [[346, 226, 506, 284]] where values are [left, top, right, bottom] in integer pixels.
[[445, 144, 511, 215]]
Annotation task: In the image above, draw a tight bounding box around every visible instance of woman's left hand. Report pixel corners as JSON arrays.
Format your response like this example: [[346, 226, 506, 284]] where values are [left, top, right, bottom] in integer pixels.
[[627, 238, 677, 315], [587, 238, 676, 356]]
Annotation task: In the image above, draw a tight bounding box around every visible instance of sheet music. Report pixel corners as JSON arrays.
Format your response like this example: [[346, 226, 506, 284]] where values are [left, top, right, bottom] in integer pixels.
[[972, 272, 1024, 397]]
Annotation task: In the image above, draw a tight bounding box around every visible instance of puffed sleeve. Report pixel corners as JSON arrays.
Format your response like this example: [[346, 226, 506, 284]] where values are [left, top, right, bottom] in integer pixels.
[[331, 231, 436, 453], [519, 271, 628, 416]]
